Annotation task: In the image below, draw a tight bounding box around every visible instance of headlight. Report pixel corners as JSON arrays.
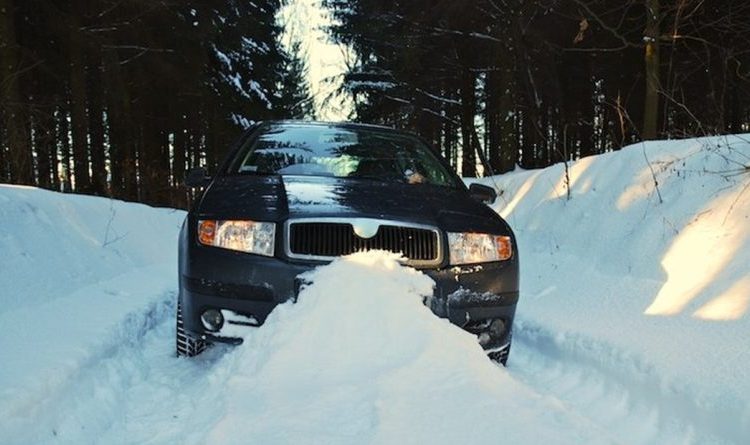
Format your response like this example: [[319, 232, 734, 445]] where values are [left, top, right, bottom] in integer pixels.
[[197, 220, 275, 256], [447, 232, 512, 265]]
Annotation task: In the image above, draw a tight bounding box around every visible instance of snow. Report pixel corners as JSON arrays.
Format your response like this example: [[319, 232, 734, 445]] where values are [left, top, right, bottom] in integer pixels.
[[226, 73, 252, 100], [472, 134, 750, 444], [213, 46, 232, 69], [1, 134, 749, 444], [241, 37, 269, 54], [0, 186, 183, 314], [0, 186, 184, 444], [200, 253, 609, 444], [230, 113, 254, 129], [249, 79, 272, 109], [346, 80, 398, 91]]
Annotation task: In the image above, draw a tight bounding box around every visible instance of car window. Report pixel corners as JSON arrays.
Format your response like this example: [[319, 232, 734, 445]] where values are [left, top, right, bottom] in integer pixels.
[[231, 124, 459, 187]]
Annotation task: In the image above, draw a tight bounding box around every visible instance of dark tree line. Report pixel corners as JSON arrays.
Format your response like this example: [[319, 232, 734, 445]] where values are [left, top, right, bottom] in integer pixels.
[[3, 0, 749, 204], [324, 0, 750, 176], [0, 0, 313, 207]]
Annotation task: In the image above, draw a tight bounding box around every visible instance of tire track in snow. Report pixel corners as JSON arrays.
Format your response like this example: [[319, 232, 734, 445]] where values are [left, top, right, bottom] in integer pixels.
[[37, 293, 237, 445], [91, 309, 237, 445], [1, 292, 178, 444], [510, 320, 743, 445]]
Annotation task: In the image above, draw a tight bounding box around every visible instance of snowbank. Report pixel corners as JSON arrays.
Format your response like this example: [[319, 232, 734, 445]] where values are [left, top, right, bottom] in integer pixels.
[[473, 135, 750, 443], [0, 186, 184, 442], [0, 185, 183, 312]]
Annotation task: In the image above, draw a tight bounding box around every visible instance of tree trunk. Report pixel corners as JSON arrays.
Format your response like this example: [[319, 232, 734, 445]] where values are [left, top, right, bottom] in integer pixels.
[[173, 117, 187, 208], [206, 108, 220, 172], [103, 50, 123, 196], [486, 68, 501, 172], [438, 83, 458, 170], [32, 67, 60, 189], [158, 125, 170, 205], [189, 109, 203, 170], [50, 106, 60, 191], [643, 0, 660, 139], [0, 119, 6, 181], [68, 7, 90, 191], [521, 110, 537, 168], [33, 102, 55, 189], [87, 48, 106, 196], [459, 68, 476, 177], [103, 48, 137, 200], [58, 105, 72, 192], [488, 58, 518, 174], [0, 0, 33, 184], [444, 119, 455, 170], [725, 62, 740, 133], [139, 94, 170, 205]]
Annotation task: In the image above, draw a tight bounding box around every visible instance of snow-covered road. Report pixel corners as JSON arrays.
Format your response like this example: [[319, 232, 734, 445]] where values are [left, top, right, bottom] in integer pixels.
[[2, 135, 749, 444]]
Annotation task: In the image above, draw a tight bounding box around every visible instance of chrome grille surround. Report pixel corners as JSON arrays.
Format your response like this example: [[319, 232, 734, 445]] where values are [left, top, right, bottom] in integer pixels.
[[284, 217, 443, 268]]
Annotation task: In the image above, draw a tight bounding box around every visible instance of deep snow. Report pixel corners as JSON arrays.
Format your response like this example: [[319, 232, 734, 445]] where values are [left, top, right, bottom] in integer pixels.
[[0, 186, 184, 443], [473, 134, 750, 444], [1, 134, 749, 444]]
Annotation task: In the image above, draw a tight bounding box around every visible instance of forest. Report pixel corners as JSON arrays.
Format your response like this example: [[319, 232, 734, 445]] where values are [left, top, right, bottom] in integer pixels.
[[326, 0, 750, 176], [2, 0, 750, 207], [0, 0, 312, 207]]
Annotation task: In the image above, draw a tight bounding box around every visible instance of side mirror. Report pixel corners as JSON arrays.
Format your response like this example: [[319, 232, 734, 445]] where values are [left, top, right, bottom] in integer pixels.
[[469, 183, 497, 204], [185, 167, 211, 188]]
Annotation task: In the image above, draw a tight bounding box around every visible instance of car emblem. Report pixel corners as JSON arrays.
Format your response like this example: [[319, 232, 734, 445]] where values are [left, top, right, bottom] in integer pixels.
[[352, 219, 380, 239]]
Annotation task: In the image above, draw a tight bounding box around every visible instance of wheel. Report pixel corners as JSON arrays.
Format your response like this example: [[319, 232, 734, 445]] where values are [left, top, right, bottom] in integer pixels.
[[487, 331, 512, 366], [176, 299, 207, 357]]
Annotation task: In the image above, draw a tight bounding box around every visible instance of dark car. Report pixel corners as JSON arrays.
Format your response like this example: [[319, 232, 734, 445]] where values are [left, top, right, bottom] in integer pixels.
[[177, 121, 519, 364]]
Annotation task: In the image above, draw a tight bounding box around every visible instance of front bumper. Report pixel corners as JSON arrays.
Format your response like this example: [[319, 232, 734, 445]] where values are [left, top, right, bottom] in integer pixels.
[[180, 245, 518, 350]]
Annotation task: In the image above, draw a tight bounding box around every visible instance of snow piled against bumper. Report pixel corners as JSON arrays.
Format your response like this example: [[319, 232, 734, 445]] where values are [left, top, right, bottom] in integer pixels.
[[200, 251, 610, 445]]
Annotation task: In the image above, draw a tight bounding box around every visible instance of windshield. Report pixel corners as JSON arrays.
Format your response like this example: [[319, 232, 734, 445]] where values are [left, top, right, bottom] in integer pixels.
[[229, 123, 459, 188]]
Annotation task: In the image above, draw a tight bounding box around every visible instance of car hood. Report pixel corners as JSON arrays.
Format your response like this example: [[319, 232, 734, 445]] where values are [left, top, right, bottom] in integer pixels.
[[197, 175, 506, 233]]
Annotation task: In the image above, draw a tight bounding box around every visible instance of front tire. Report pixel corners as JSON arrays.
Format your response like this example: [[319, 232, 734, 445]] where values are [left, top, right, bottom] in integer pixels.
[[176, 299, 207, 357]]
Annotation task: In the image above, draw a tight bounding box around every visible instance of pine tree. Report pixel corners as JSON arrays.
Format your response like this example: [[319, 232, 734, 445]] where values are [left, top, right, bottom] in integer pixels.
[[276, 41, 315, 119]]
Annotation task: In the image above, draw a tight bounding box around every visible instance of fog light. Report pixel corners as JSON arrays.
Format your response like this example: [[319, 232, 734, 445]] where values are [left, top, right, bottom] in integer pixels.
[[201, 309, 224, 331], [489, 319, 506, 339], [477, 332, 491, 347]]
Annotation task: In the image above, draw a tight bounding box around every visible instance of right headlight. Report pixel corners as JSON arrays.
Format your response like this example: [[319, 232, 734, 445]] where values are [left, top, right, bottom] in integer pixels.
[[197, 220, 275, 256], [447, 232, 513, 265]]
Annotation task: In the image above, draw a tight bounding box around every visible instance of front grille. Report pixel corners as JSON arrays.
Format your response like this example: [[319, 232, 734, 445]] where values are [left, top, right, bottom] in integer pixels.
[[286, 219, 441, 266]]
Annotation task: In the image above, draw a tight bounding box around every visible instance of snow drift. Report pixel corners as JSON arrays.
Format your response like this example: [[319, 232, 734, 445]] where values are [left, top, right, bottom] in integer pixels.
[[199, 252, 607, 444], [0, 185, 184, 444], [473, 134, 750, 443]]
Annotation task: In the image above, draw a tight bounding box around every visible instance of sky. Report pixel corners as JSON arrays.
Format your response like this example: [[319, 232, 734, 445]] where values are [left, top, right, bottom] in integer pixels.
[[279, 0, 353, 121]]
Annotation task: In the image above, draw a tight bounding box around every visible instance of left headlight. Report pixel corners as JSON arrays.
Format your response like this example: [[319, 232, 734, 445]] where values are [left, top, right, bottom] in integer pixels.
[[197, 220, 275, 256], [448, 232, 513, 265]]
